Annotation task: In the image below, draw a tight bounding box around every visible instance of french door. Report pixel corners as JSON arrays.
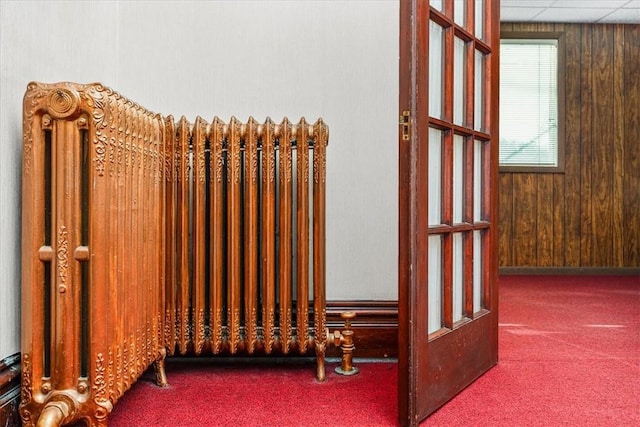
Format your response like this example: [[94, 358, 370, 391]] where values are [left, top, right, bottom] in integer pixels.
[[398, 1, 500, 425]]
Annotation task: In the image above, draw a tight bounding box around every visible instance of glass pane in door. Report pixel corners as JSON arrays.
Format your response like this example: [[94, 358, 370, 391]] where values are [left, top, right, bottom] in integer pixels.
[[430, 0, 443, 12], [475, 0, 484, 40], [474, 139, 483, 221], [474, 50, 485, 131], [429, 128, 443, 225], [428, 234, 443, 334], [454, 37, 466, 126], [452, 232, 464, 323], [454, 0, 466, 27], [453, 134, 464, 224], [429, 21, 444, 119], [473, 230, 483, 313]]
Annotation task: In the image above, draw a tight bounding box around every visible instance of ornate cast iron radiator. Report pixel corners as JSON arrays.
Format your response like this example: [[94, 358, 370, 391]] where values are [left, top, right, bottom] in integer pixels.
[[164, 114, 329, 366], [20, 82, 330, 427]]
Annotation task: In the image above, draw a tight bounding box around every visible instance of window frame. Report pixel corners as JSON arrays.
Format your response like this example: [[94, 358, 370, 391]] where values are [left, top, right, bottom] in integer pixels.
[[499, 31, 566, 173]]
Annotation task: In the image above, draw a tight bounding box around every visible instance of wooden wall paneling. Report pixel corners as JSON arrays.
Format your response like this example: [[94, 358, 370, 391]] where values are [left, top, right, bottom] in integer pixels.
[[623, 25, 640, 266], [500, 23, 640, 270], [551, 23, 566, 267], [591, 24, 614, 266], [512, 173, 537, 266], [498, 173, 513, 266], [579, 24, 593, 267], [501, 23, 514, 32], [536, 174, 555, 266], [498, 22, 513, 268], [518, 23, 539, 32], [552, 173, 565, 266], [536, 22, 555, 32], [563, 24, 582, 267], [612, 25, 625, 267]]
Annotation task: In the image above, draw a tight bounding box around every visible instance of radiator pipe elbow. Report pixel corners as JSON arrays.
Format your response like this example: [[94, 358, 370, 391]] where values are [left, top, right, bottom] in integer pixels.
[[36, 393, 78, 427], [36, 399, 72, 427]]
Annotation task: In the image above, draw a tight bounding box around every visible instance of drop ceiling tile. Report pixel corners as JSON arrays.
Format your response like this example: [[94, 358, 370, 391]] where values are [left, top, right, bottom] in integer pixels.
[[501, 7, 546, 21], [551, 0, 629, 7], [534, 7, 615, 22], [501, 0, 554, 6], [604, 8, 640, 22]]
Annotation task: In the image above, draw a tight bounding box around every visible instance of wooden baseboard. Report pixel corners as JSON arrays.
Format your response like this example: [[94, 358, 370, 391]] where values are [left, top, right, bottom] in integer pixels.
[[326, 300, 398, 358], [499, 267, 640, 275], [0, 353, 21, 427]]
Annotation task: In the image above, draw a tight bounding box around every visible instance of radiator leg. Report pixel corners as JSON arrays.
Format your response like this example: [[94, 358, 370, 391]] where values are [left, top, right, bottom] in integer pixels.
[[315, 342, 326, 382], [154, 348, 169, 387]]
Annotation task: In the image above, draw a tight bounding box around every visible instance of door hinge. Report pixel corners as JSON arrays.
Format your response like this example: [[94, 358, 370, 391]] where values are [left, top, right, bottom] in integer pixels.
[[400, 110, 411, 141]]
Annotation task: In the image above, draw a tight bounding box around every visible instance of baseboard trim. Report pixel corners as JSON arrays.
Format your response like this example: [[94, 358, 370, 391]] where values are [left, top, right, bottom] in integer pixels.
[[0, 353, 21, 427], [326, 300, 398, 358], [499, 267, 640, 276]]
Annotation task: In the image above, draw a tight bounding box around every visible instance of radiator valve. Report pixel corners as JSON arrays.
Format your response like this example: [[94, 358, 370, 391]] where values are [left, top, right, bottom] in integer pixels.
[[332, 312, 359, 376]]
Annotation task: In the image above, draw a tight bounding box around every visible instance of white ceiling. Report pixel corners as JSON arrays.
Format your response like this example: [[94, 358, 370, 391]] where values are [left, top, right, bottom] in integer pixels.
[[501, 0, 640, 23]]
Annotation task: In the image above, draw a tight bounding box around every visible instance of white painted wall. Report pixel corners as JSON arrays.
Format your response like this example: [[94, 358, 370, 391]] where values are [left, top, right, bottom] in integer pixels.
[[0, 0, 399, 360]]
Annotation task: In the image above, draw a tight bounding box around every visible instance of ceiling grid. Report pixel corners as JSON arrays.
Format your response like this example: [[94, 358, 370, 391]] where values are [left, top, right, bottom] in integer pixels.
[[501, 0, 640, 23]]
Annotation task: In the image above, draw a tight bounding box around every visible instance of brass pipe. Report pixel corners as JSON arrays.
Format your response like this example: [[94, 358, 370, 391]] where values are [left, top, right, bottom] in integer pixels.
[[36, 399, 72, 427]]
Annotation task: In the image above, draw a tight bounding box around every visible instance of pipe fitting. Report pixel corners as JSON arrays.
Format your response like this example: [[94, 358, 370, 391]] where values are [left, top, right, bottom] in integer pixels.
[[36, 399, 71, 427], [331, 312, 359, 376]]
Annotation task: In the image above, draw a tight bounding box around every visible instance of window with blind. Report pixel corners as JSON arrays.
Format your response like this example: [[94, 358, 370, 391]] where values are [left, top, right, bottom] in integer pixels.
[[500, 33, 565, 172]]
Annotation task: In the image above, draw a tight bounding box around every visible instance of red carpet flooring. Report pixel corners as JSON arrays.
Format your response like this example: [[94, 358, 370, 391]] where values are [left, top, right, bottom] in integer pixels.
[[104, 275, 638, 426], [424, 275, 639, 427]]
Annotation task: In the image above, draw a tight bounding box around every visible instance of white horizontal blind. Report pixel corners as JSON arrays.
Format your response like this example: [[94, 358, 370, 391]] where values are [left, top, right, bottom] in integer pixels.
[[500, 39, 558, 167]]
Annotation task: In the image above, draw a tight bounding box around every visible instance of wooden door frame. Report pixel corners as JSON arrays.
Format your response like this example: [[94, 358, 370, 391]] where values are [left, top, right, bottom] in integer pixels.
[[398, 1, 501, 425], [398, 0, 420, 423]]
